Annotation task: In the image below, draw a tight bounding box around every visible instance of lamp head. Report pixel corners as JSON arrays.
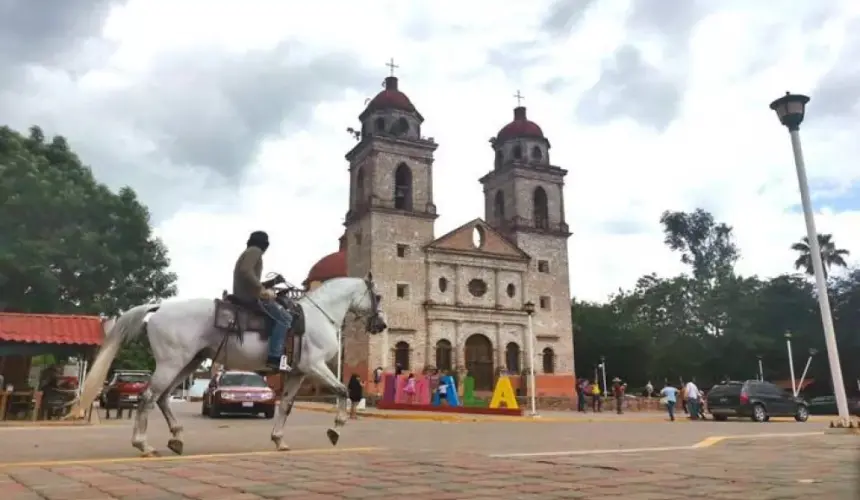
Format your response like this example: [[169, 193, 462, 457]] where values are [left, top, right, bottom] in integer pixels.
[[769, 91, 810, 131]]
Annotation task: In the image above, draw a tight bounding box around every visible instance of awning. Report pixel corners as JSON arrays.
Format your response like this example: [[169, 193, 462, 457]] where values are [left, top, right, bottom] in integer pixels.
[[0, 313, 103, 346]]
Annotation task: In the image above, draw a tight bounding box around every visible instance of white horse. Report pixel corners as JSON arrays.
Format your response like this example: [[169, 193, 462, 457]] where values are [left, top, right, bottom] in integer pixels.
[[70, 275, 386, 457]]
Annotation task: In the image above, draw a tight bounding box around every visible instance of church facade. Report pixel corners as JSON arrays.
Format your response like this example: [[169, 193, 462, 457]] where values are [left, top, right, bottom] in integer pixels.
[[304, 75, 575, 396]]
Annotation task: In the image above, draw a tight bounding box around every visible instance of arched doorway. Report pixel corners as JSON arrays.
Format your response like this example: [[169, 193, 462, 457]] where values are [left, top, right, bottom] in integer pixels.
[[465, 334, 494, 391]]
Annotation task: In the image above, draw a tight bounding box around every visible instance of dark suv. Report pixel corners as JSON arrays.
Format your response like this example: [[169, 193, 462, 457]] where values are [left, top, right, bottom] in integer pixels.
[[707, 380, 809, 422]]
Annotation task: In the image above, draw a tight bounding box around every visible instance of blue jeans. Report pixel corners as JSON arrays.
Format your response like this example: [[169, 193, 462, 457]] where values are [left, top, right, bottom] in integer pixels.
[[667, 400, 676, 421], [260, 300, 292, 360], [687, 398, 699, 419]]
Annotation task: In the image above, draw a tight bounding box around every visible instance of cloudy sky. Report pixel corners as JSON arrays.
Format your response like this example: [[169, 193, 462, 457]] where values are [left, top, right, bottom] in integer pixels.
[[3, 0, 860, 302]]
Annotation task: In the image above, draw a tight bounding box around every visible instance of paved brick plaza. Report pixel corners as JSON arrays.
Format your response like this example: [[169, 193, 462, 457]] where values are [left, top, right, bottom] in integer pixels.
[[0, 404, 856, 499]]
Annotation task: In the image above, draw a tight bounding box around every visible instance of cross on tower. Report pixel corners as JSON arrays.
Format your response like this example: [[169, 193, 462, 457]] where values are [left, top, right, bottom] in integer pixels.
[[513, 90, 525, 107], [386, 57, 399, 77]]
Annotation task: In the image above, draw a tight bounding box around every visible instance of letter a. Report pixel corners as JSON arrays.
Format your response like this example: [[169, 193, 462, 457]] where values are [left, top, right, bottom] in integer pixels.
[[489, 376, 518, 409]]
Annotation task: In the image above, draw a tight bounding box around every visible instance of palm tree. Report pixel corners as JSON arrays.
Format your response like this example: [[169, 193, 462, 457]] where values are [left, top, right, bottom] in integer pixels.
[[791, 233, 850, 279]]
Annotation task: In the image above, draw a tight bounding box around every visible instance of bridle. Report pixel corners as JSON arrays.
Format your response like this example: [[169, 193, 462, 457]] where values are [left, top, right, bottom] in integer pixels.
[[361, 275, 385, 334]]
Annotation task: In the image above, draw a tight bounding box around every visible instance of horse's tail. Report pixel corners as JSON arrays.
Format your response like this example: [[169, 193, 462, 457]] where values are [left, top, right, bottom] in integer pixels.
[[67, 303, 158, 419]]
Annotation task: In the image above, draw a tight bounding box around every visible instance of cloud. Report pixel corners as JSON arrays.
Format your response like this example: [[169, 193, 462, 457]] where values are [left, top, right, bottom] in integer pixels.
[[3, 0, 860, 306]]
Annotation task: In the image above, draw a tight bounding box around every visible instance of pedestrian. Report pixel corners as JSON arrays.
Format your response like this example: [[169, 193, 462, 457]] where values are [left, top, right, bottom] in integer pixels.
[[347, 374, 363, 420], [645, 380, 654, 398], [577, 378, 588, 412], [660, 382, 679, 421], [590, 380, 602, 412], [612, 378, 626, 414], [404, 373, 417, 404], [685, 378, 700, 420]]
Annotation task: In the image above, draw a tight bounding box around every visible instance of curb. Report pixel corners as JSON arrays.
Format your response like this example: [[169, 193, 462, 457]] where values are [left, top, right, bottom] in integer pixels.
[[293, 404, 688, 424]]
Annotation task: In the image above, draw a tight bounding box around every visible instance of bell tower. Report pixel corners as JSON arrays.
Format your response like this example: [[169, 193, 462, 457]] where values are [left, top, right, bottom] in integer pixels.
[[342, 62, 438, 370], [479, 94, 575, 377]]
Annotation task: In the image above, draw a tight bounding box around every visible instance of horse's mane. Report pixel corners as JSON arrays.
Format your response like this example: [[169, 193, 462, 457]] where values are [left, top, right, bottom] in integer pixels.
[[304, 277, 362, 300]]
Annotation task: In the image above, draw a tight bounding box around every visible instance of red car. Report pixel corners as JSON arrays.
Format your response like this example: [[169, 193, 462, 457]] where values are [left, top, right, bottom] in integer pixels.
[[100, 370, 150, 409], [201, 371, 276, 418]]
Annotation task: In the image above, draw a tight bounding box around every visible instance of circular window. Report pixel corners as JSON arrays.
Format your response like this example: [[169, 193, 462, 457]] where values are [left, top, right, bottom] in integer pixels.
[[468, 279, 488, 297], [438, 277, 448, 293], [506, 283, 516, 297]]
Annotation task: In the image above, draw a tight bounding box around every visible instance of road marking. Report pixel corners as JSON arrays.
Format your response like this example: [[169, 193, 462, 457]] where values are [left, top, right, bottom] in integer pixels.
[[489, 445, 693, 458], [0, 446, 384, 468], [490, 431, 827, 458]]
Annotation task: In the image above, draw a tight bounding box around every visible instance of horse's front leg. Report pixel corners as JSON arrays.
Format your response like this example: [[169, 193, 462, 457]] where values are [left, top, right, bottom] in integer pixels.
[[271, 374, 305, 451], [309, 361, 349, 446]]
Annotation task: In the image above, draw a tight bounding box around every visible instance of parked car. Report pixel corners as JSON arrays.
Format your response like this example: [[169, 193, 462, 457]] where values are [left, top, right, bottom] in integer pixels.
[[201, 370, 276, 418], [707, 380, 809, 422], [100, 370, 150, 409], [807, 395, 860, 416]]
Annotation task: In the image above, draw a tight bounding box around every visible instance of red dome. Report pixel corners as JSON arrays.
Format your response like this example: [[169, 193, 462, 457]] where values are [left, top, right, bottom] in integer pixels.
[[304, 251, 346, 286], [496, 106, 544, 142], [360, 77, 417, 118]]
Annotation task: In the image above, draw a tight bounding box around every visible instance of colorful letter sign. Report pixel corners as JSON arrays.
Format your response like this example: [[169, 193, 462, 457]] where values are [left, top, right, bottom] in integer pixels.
[[489, 376, 518, 409]]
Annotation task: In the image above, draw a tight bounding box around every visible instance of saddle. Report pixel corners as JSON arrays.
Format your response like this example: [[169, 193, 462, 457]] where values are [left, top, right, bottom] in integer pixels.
[[213, 291, 306, 366]]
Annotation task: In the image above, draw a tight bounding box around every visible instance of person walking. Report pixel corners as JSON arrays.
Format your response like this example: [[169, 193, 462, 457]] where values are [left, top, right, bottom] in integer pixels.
[[577, 378, 588, 412], [590, 380, 602, 412], [685, 378, 700, 420], [347, 374, 363, 420], [660, 382, 679, 421], [612, 378, 626, 414]]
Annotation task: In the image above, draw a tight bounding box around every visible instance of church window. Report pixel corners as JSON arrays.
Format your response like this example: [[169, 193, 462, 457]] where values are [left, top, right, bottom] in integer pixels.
[[396, 244, 408, 258], [355, 167, 365, 204], [505, 342, 521, 373], [506, 283, 516, 298], [539, 296, 551, 310], [493, 191, 505, 220], [396, 284, 409, 299], [533, 187, 549, 229], [542, 347, 555, 374], [354, 232, 362, 245], [435, 339, 453, 371], [438, 277, 448, 293], [494, 150, 503, 170], [394, 163, 413, 210], [537, 260, 550, 273], [395, 341, 411, 371], [531, 146, 543, 161], [392, 117, 409, 136], [471, 225, 485, 248], [512, 144, 523, 160], [468, 279, 488, 297], [374, 117, 386, 132]]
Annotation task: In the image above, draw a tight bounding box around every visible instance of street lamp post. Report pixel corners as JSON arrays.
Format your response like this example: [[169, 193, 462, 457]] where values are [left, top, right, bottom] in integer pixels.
[[769, 92, 851, 426], [523, 301, 538, 417], [756, 355, 764, 381], [599, 355, 607, 396], [785, 332, 797, 396], [798, 348, 817, 392]]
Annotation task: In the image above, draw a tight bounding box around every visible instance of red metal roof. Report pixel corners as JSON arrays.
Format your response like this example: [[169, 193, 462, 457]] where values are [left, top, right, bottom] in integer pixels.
[[0, 312, 104, 346], [360, 77, 418, 118]]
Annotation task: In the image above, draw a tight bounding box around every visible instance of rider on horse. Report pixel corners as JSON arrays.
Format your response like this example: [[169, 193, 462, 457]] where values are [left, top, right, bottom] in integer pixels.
[[233, 230, 293, 372]]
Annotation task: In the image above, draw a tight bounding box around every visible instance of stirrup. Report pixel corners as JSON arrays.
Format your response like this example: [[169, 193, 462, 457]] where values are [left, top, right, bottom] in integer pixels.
[[278, 355, 291, 372]]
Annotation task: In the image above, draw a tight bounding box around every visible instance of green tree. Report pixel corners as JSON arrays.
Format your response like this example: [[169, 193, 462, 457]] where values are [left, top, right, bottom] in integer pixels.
[[791, 233, 850, 279], [0, 125, 177, 369], [659, 209, 739, 284]]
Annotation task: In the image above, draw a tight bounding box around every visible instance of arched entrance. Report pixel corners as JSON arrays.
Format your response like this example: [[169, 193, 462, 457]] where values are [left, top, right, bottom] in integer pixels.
[[465, 334, 494, 391]]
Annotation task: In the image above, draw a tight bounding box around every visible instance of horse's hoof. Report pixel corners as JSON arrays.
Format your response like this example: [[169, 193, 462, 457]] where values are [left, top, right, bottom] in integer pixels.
[[276, 443, 291, 451], [326, 428, 340, 446], [140, 450, 160, 458], [167, 439, 184, 455]]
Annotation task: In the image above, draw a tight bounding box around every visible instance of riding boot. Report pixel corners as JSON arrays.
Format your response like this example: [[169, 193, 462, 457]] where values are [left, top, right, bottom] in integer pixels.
[[267, 326, 290, 372]]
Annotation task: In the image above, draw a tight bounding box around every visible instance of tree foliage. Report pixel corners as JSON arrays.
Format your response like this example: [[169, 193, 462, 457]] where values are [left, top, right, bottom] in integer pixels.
[[574, 209, 859, 396], [0, 125, 177, 369]]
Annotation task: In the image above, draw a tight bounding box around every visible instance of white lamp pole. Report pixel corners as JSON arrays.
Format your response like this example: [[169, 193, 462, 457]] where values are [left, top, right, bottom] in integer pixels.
[[785, 332, 797, 396], [770, 92, 851, 426], [599, 356, 608, 396], [757, 355, 764, 381], [523, 301, 538, 417]]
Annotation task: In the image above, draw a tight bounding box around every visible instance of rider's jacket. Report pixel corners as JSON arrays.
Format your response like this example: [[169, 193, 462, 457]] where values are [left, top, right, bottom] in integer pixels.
[[232, 246, 263, 303]]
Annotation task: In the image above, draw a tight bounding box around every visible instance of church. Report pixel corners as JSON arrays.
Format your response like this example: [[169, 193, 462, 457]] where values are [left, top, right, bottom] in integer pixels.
[[303, 73, 575, 396]]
